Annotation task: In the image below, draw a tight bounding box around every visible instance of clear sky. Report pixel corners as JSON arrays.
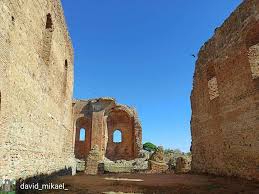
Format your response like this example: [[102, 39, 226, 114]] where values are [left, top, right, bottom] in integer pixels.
[[61, 0, 242, 152]]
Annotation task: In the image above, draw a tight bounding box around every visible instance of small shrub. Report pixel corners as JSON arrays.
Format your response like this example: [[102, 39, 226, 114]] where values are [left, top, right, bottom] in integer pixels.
[[143, 142, 157, 152]]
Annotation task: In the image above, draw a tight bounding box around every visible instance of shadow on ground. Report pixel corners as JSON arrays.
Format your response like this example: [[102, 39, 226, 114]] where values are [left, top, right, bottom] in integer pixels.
[[17, 172, 259, 194]]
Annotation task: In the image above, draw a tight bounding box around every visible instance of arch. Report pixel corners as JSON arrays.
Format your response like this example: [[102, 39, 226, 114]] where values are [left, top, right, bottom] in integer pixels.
[[207, 65, 216, 81], [63, 59, 68, 94], [104, 105, 133, 118], [245, 21, 259, 48], [248, 44, 259, 79], [65, 59, 68, 70], [42, 13, 54, 65], [113, 129, 122, 143], [74, 117, 92, 159], [207, 65, 219, 100], [46, 13, 53, 29], [246, 21, 259, 80], [105, 109, 134, 160]]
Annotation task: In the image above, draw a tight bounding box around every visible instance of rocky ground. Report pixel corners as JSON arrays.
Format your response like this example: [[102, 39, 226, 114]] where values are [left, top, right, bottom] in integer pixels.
[[76, 149, 191, 174], [22, 173, 259, 194]]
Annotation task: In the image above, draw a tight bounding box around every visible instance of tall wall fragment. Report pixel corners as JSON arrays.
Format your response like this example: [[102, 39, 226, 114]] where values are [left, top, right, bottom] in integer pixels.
[[191, 0, 259, 181]]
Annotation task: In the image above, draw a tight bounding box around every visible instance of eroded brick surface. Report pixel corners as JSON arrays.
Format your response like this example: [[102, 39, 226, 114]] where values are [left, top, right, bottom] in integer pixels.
[[0, 0, 75, 179], [84, 145, 102, 175], [175, 157, 191, 174], [148, 146, 168, 173], [73, 98, 142, 161], [191, 0, 259, 181]]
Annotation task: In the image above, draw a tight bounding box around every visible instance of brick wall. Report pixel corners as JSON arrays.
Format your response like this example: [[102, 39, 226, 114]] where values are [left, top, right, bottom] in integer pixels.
[[73, 98, 142, 161], [106, 110, 134, 160], [0, 0, 75, 179], [191, 0, 259, 181]]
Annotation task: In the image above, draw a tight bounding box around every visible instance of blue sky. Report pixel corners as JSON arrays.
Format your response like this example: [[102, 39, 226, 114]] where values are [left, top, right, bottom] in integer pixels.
[[61, 0, 242, 152]]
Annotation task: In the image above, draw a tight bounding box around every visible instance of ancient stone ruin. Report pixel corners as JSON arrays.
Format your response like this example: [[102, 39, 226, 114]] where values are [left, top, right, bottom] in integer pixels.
[[148, 146, 168, 173], [191, 0, 259, 181], [84, 145, 102, 175], [0, 0, 258, 186], [175, 157, 191, 174], [73, 98, 142, 162], [0, 0, 143, 180], [0, 0, 75, 179]]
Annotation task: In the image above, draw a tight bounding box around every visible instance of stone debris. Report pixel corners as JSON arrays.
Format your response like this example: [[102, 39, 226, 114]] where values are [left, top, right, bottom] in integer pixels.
[[148, 146, 168, 173], [102, 157, 148, 173], [76, 159, 85, 172], [175, 157, 191, 174], [85, 145, 102, 175]]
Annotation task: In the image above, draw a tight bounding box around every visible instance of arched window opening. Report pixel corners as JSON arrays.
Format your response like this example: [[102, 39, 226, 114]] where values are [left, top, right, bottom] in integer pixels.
[[42, 13, 53, 65], [207, 65, 219, 100], [46, 13, 53, 29], [248, 44, 259, 79], [246, 23, 259, 80], [207, 65, 216, 81], [63, 60, 68, 94], [113, 129, 122, 143], [65, 60, 68, 70], [79, 128, 86, 141]]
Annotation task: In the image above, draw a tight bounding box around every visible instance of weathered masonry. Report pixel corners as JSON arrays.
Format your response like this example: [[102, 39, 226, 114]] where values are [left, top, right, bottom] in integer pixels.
[[73, 98, 142, 161], [191, 0, 259, 181], [0, 0, 75, 179]]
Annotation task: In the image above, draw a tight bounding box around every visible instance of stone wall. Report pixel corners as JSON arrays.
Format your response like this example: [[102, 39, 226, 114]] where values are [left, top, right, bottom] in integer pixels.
[[73, 98, 142, 161], [74, 117, 92, 159], [148, 146, 168, 173], [0, 0, 75, 179], [106, 109, 134, 160], [191, 0, 259, 181]]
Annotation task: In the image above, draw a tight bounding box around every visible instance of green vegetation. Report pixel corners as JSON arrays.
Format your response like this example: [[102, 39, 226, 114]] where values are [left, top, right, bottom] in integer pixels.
[[164, 148, 183, 155], [163, 148, 192, 167], [185, 152, 192, 157], [143, 142, 157, 152], [164, 148, 191, 156]]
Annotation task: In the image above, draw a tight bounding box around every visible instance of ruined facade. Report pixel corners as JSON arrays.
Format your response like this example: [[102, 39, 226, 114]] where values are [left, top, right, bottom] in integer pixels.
[[191, 0, 259, 181], [0, 0, 75, 179], [73, 98, 142, 161]]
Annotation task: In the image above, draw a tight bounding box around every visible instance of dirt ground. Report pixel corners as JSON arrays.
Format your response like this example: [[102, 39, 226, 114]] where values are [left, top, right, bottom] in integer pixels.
[[24, 173, 259, 194]]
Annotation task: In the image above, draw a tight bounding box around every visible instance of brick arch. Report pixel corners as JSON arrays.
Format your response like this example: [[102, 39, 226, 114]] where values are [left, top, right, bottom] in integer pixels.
[[246, 21, 259, 80], [245, 21, 259, 48], [105, 109, 135, 160], [207, 65, 216, 81], [46, 13, 53, 29], [207, 65, 219, 100], [104, 105, 134, 117], [74, 117, 92, 159], [42, 13, 54, 65]]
